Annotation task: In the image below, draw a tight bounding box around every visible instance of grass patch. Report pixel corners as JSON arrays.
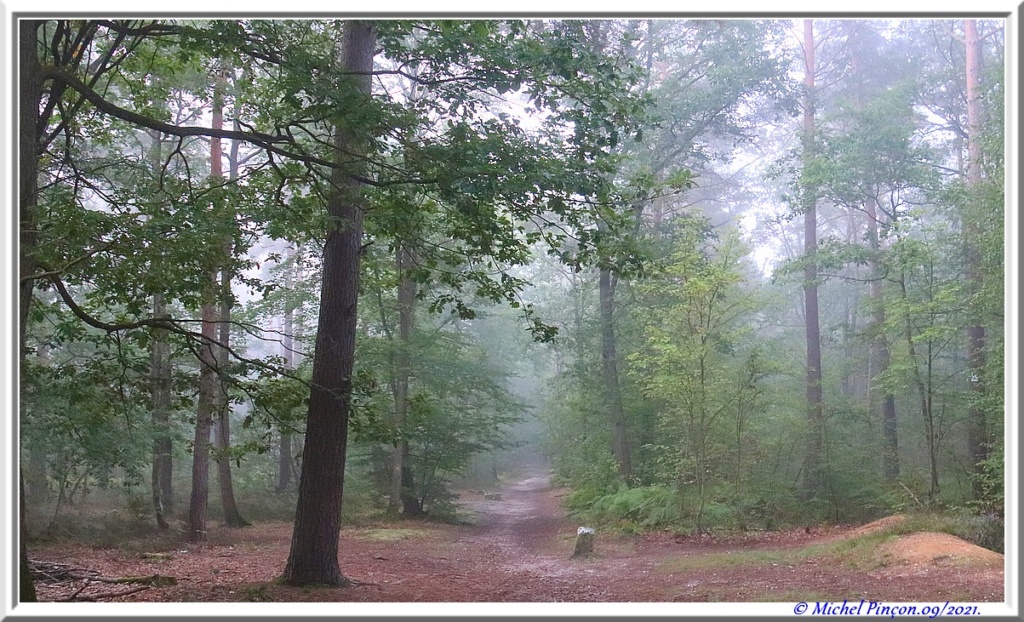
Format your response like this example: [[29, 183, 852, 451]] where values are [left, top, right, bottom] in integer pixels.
[[658, 511, 1002, 576], [660, 532, 897, 574], [351, 527, 433, 541]]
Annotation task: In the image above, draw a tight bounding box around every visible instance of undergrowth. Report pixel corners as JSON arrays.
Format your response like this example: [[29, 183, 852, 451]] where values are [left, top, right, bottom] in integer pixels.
[[564, 483, 1003, 554]]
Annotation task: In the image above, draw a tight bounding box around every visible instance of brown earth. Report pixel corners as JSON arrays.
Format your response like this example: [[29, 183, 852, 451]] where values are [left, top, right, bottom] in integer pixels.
[[28, 467, 1005, 603]]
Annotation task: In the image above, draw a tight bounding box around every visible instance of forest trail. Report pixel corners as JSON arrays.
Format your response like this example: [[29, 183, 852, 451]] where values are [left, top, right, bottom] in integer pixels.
[[453, 463, 649, 599], [27, 463, 1004, 603]]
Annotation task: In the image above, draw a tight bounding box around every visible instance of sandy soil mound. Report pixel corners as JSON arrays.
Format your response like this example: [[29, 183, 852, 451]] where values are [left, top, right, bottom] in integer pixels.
[[880, 532, 1004, 569]]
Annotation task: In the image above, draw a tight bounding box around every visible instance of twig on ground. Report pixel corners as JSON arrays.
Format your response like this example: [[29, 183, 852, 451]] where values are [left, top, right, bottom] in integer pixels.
[[65, 581, 90, 601], [64, 584, 152, 601]]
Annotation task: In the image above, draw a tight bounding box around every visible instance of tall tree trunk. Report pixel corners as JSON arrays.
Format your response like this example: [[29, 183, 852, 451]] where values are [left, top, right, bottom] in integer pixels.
[[599, 267, 633, 482], [801, 19, 825, 501], [214, 265, 249, 527], [389, 242, 421, 516], [866, 196, 900, 480], [188, 68, 228, 543], [963, 19, 989, 498], [276, 246, 296, 493], [212, 72, 249, 528], [151, 293, 173, 529], [282, 20, 375, 587], [148, 126, 174, 527], [19, 18, 43, 603], [188, 293, 218, 542]]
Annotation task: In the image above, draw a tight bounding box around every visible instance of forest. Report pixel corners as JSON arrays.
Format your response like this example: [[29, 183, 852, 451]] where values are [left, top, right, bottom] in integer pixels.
[[13, 18, 1008, 605]]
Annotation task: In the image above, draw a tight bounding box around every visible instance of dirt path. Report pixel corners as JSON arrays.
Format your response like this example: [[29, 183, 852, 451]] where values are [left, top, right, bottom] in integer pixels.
[[28, 464, 1005, 603], [454, 465, 632, 600]]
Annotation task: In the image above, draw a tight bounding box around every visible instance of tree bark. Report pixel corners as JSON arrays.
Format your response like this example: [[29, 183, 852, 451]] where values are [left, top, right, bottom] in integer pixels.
[[281, 20, 375, 587], [188, 68, 229, 542], [148, 125, 174, 527], [963, 19, 989, 498], [188, 297, 218, 542], [151, 293, 173, 529], [801, 19, 825, 501], [212, 71, 249, 528], [599, 267, 633, 482], [865, 196, 900, 481], [389, 242, 421, 516], [19, 18, 43, 603], [214, 268, 249, 526]]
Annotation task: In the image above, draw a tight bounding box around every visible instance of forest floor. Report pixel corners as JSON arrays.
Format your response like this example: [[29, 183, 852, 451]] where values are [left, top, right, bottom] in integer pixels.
[[28, 465, 1004, 604]]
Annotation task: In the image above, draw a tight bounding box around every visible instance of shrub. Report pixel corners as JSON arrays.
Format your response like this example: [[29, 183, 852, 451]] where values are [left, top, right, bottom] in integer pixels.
[[580, 485, 681, 531]]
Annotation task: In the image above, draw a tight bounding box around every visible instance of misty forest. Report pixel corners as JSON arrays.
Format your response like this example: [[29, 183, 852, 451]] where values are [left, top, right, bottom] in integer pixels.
[[16, 18, 1006, 604]]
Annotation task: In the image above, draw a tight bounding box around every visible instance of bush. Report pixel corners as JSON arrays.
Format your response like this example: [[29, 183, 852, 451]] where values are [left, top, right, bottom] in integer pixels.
[[577, 485, 681, 532]]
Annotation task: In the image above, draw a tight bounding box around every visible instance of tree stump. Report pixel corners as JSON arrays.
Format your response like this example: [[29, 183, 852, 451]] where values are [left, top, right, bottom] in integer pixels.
[[571, 526, 595, 558]]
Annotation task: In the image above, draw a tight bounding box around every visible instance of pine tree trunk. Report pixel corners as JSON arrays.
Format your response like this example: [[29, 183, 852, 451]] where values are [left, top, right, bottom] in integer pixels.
[[801, 19, 825, 501], [188, 69, 229, 543], [599, 267, 633, 482], [281, 20, 375, 587], [199, 68, 248, 528], [964, 19, 989, 498]]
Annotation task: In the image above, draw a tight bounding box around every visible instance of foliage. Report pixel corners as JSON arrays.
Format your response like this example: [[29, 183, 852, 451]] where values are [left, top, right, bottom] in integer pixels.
[[17, 19, 1005, 557], [576, 485, 681, 533]]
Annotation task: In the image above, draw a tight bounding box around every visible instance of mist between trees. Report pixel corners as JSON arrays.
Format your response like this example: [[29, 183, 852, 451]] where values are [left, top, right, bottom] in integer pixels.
[[16, 18, 1005, 593]]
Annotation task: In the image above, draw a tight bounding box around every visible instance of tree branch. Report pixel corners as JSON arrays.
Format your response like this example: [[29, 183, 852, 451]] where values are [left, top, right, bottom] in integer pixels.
[[40, 65, 433, 189]]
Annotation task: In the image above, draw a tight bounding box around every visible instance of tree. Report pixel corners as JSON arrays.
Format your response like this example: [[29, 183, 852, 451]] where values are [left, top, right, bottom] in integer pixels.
[[844, 21, 901, 482], [278, 18, 652, 583], [150, 292, 174, 529], [388, 240, 421, 516], [18, 18, 45, 604], [598, 265, 634, 482], [187, 66, 230, 543], [631, 223, 767, 532], [963, 19, 989, 499], [800, 19, 825, 502], [280, 20, 375, 587], [212, 75, 250, 529]]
